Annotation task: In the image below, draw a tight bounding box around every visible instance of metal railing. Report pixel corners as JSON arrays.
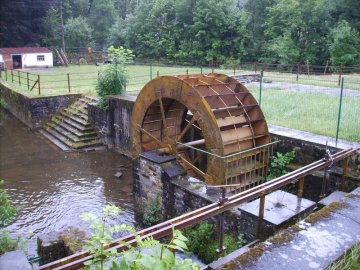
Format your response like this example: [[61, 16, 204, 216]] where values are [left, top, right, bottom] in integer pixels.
[[37, 147, 357, 270]]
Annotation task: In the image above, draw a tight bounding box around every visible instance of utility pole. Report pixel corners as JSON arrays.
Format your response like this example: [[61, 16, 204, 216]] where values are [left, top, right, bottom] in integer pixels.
[[60, 0, 65, 52]]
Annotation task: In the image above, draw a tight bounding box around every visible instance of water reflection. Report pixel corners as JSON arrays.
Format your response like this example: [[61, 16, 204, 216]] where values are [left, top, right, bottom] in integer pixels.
[[0, 109, 135, 256]]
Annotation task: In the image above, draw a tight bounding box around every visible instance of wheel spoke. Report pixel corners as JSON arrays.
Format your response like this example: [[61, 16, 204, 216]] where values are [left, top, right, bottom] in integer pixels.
[[137, 124, 162, 146], [176, 117, 196, 143], [178, 155, 206, 178], [158, 97, 168, 138]]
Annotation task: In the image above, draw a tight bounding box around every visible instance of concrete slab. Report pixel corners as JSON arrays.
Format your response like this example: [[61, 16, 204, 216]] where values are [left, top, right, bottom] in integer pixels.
[[318, 191, 347, 207], [0, 250, 32, 270], [269, 124, 360, 151], [239, 190, 316, 226], [213, 188, 360, 270]]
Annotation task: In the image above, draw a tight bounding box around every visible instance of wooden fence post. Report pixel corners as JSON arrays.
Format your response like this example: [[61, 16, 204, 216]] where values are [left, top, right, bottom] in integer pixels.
[[67, 73, 71, 93], [11, 69, 13, 82], [27, 72, 29, 90], [38, 74, 41, 95], [18, 70, 21, 85]]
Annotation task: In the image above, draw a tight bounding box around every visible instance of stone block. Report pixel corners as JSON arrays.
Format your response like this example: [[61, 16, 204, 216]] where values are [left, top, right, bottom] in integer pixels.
[[0, 250, 32, 270], [239, 190, 316, 241]]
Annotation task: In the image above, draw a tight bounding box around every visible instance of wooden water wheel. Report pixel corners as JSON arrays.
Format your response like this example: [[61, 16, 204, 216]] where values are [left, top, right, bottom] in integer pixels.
[[131, 73, 270, 186]]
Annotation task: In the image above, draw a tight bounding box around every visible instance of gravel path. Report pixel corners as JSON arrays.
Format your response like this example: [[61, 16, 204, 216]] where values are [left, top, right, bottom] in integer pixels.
[[248, 81, 360, 97]]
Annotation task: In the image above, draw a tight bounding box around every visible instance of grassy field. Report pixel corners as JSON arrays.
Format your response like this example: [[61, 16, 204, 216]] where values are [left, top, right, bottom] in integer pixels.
[[247, 85, 360, 142], [1, 64, 359, 142]]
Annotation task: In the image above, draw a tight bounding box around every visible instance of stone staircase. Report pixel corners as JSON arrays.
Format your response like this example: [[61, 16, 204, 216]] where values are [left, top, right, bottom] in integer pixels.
[[40, 96, 104, 151]]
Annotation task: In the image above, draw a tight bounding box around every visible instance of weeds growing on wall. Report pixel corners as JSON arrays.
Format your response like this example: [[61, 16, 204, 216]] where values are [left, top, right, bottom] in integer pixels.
[[142, 198, 161, 227], [183, 221, 247, 264], [266, 151, 296, 180]]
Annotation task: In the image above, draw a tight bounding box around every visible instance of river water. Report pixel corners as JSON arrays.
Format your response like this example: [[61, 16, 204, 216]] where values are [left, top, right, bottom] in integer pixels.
[[0, 109, 135, 257]]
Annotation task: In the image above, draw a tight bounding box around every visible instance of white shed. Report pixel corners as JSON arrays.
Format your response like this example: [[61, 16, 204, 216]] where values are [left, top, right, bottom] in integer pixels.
[[0, 47, 53, 69]]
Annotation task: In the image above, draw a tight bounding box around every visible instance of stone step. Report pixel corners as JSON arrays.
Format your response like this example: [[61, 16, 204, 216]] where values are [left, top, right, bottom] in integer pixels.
[[46, 123, 99, 143], [72, 139, 103, 149], [41, 96, 103, 151], [52, 119, 97, 138], [60, 111, 91, 127], [38, 129, 73, 152], [64, 108, 88, 121], [43, 126, 76, 147], [60, 116, 93, 132]]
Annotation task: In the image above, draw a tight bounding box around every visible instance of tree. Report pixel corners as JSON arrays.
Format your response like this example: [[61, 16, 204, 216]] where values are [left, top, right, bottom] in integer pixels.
[[64, 16, 94, 49], [43, 7, 62, 48], [89, 0, 118, 49], [329, 20, 360, 66], [264, 0, 333, 64], [191, 0, 247, 64], [70, 0, 90, 17], [106, 17, 127, 48]]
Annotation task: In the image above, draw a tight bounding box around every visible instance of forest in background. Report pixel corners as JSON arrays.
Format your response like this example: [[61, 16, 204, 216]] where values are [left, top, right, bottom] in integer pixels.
[[0, 0, 359, 66]]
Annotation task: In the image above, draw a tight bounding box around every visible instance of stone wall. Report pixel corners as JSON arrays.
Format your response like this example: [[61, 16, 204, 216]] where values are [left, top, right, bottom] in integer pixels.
[[0, 81, 80, 129], [88, 94, 135, 157]]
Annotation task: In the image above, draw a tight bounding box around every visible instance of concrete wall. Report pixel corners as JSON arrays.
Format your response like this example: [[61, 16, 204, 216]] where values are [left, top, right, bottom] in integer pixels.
[[88, 94, 135, 157], [0, 81, 80, 129]]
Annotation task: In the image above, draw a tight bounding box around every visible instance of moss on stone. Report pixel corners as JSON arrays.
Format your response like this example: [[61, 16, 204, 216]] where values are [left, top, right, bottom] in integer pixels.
[[345, 194, 360, 199], [237, 244, 266, 266], [305, 201, 346, 224]]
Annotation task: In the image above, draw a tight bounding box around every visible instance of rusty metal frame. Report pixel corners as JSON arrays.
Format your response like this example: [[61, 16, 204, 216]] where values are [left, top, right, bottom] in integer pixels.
[[38, 148, 357, 270]]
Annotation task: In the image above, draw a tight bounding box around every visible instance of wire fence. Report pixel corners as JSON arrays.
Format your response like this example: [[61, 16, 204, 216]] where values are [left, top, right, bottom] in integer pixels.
[[0, 62, 359, 142]]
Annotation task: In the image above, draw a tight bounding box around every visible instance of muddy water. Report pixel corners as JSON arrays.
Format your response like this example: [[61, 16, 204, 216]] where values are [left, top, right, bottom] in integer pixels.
[[0, 109, 135, 256]]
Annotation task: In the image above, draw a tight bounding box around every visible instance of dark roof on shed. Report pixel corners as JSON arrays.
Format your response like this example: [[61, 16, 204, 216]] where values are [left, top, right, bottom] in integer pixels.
[[0, 47, 52, 54]]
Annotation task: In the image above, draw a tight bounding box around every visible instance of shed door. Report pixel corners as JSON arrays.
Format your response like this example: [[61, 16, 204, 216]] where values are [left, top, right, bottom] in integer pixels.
[[12, 55, 22, 69]]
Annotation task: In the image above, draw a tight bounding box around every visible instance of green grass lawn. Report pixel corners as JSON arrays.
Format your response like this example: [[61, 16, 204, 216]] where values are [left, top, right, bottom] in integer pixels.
[[1, 64, 359, 142], [247, 84, 360, 142]]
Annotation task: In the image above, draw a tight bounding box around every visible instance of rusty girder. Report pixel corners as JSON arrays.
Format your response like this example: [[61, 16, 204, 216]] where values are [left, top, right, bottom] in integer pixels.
[[130, 73, 270, 185]]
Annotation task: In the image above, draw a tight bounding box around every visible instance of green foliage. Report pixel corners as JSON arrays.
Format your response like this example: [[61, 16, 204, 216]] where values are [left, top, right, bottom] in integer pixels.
[[89, 0, 117, 48], [327, 243, 360, 270], [43, 7, 62, 48], [96, 46, 133, 109], [64, 16, 94, 48], [143, 198, 161, 227], [0, 98, 8, 109], [329, 20, 360, 66], [0, 180, 17, 227], [184, 222, 217, 264], [184, 222, 247, 264], [81, 204, 199, 269], [0, 230, 31, 255], [81, 204, 122, 268], [266, 151, 296, 180]]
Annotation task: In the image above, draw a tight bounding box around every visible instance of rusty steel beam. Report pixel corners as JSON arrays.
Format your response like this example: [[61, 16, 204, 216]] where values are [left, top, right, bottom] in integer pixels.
[[38, 148, 357, 270]]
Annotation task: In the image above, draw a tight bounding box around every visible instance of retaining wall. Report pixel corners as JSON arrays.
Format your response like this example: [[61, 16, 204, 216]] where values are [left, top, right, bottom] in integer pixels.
[[88, 94, 135, 157], [0, 81, 80, 129]]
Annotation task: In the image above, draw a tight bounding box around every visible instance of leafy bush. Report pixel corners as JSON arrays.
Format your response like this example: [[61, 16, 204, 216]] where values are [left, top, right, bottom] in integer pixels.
[[0, 230, 29, 255], [184, 222, 247, 264], [96, 46, 134, 109], [0, 179, 26, 255], [0, 180, 16, 227], [81, 204, 199, 270], [266, 151, 296, 180], [143, 198, 161, 227]]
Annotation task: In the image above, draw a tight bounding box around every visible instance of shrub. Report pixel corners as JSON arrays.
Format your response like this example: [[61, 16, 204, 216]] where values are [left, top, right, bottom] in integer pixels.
[[81, 204, 199, 269], [0, 180, 16, 227], [96, 46, 134, 109], [266, 151, 296, 180], [143, 198, 161, 227]]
